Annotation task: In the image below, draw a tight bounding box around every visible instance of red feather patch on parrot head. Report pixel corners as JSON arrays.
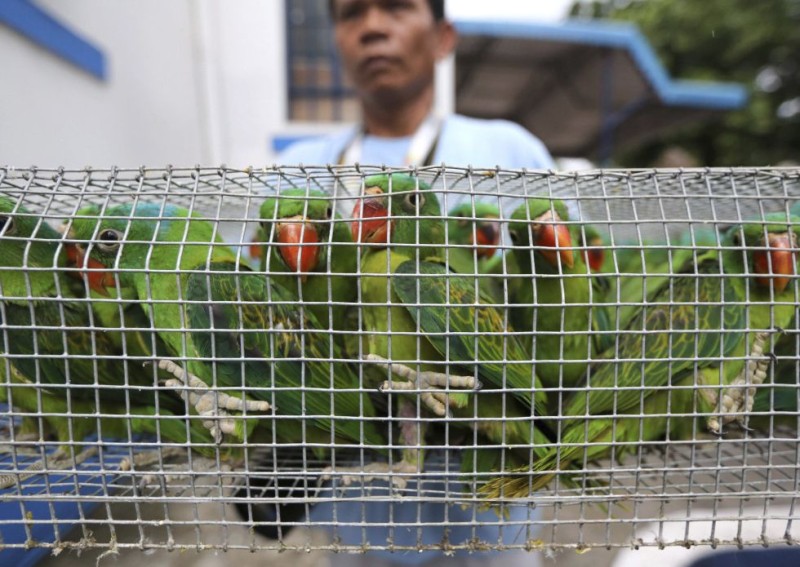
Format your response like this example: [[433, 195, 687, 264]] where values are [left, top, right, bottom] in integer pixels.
[[582, 236, 605, 272], [471, 217, 501, 259], [62, 242, 116, 296]]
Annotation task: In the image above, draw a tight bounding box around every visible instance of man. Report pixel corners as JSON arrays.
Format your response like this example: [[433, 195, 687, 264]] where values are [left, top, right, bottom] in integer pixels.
[[280, 0, 554, 181], [274, 1, 550, 565]]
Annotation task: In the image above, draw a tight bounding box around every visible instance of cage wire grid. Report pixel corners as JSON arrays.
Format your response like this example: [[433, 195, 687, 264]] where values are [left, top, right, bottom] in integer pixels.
[[0, 165, 799, 555]]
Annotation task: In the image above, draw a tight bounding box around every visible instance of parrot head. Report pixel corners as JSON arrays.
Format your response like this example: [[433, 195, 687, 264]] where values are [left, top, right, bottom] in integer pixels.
[[578, 224, 605, 272], [61, 204, 115, 296], [259, 190, 333, 280], [508, 198, 574, 270], [447, 202, 501, 260], [735, 213, 800, 293], [63, 202, 190, 296], [350, 174, 442, 249]]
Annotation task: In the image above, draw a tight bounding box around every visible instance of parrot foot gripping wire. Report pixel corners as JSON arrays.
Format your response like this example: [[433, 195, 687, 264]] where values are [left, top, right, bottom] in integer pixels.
[[366, 354, 482, 417], [707, 330, 775, 435], [319, 460, 420, 491], [157, 359, 272, 443]]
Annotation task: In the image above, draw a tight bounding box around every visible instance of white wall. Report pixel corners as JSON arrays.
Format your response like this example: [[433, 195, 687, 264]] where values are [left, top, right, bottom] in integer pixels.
[[0, 1, 460, 168], [0, 0, 285, 168]]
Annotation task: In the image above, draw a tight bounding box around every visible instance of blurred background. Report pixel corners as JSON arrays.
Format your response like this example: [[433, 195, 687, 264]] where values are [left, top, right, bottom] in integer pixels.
[[2, 0, 797, 169]]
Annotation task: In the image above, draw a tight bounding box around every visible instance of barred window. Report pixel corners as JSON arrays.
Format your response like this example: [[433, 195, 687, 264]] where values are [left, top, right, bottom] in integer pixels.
[[286, 0, 358, 122]]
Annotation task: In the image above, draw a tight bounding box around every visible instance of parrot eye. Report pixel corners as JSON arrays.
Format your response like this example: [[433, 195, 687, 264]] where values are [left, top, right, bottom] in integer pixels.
[[509, 230, 520, 244], [325, 205, 334, 220], [403, 191, 425, 212], [96, 229, 123, 252], [0, 215, 16, 236]]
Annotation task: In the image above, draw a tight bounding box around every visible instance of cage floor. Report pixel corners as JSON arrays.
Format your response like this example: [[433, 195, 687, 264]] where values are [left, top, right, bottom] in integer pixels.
[[2, 405, 798, 554]]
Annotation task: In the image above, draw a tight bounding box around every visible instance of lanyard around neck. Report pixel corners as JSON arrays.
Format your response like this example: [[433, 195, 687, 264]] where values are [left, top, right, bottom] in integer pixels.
[[337, 113, 442, 166]]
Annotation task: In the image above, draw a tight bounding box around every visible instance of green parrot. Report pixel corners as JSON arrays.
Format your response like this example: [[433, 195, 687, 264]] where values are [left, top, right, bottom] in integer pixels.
[[350, 174, 549, 483], [445, 202, 502, 274], [575, 222, 614, 301], [480, 213, 799, 498], [577, 223, 607, 276], [64, 202, 270, 442], [443, 201, 510, 304], [751, 364, 797, 426], [507, 199, 613, 396], [759, 200, 800, 420], [0, 197, 213, 451], [762, 325, 799, 424], [182, 263, 387, 456], [63, 204, 171, 362], [392, 260, 555, 480], [606, 226, 722, 331], [66, 201, 386, 456], [255, 189, 358, 334]]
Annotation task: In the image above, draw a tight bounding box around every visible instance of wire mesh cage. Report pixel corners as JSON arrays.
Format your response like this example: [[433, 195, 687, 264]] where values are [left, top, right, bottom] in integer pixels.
[[0, 165, 799, 560]]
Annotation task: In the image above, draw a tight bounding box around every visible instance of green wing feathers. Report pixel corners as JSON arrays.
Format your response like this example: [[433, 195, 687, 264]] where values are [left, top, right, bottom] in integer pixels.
[[185, 263, 386, 450], [393, 260, 547, 416]]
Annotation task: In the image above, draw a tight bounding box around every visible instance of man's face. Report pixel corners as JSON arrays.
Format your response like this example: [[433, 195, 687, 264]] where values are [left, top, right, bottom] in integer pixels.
[[332, 0, 451, 104]]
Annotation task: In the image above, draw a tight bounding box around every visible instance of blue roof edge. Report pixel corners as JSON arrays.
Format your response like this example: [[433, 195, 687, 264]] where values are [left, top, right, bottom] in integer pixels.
[[454, 19, 748, 110]]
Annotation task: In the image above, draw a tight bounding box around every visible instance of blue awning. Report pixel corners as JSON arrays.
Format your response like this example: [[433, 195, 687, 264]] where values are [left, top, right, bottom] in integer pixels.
[[454, 19, 748, 160]]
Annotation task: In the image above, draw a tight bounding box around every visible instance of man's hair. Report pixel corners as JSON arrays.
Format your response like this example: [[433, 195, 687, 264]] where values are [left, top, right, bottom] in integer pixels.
[[328, 0, 445, 22]]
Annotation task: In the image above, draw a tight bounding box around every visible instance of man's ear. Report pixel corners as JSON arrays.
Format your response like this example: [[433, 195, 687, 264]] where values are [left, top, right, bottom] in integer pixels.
[[434, 20, 458, 61]]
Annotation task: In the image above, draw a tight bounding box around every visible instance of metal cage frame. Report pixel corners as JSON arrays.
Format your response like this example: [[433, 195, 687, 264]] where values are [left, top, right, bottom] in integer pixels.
[[0, 165, 798, 560]]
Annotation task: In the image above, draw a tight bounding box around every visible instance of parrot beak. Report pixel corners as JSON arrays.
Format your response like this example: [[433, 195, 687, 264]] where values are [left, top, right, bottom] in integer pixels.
[[276, 215, 320, 280], [582, 236, 605, 272], [63, 242, 115, 296], [351, 187, 392, 244], [754, 232, 796, 293], [533, 211, 574, 269], [471, 218, 501, 259]]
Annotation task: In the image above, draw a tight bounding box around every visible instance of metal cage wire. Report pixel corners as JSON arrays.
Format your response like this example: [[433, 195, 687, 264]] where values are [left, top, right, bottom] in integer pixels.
[[0, 165, 799, 556]]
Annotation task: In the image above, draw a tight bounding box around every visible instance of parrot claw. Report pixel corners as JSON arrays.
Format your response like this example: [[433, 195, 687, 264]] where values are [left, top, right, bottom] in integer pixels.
[[706, 418, 724, 436], [706, 331, 773, 434], [376, 380, 449, 417], [319, 460, 419, 491], [431, 392, 455, 418], [157, 359, 272, 443], [366, 354, 480, 417]]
